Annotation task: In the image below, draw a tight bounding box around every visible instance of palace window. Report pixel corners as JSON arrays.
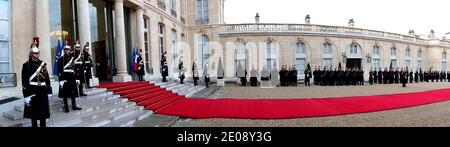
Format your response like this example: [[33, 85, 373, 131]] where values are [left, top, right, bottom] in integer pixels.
[[349, 43, 358, 54], [391, 47, 397, 57], [158, 23, 165, 56], [235, 41, 246, 74], [442, 52, 447, 71], [372, 46, 380, 69], [295, 42, 306, 75], [196, 0, 208, 24], [197, 35, 210, 70], [0, 0, 10, 73], [171, 29, 177, 65], [266, 42, 277, 69], [323, 43, 332, 67]]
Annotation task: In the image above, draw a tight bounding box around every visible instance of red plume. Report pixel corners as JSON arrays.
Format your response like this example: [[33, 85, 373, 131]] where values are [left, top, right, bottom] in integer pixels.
[[66, 38, 71, 46], [33, 37, 40, 48]]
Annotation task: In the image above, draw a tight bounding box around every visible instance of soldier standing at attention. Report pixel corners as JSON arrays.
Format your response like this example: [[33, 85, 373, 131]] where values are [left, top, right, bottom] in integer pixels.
[[22, 37, 53, 127], [137, 49, 145, 81], [59, 39, 82, 113], [73, 40, 87, 97], [82, 43, 94, 88]]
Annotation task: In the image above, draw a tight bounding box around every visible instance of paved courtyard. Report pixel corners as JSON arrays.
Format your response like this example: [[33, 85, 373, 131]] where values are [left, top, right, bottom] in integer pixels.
[[168, 82, 450, 127]]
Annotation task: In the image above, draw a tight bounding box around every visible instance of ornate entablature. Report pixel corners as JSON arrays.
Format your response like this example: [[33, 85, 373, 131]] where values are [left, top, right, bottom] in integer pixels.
[[219, 23, 450, 47]]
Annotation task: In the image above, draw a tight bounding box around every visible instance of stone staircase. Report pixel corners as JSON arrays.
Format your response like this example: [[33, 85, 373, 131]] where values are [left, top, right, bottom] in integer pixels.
[[0, 80, 206, 127]]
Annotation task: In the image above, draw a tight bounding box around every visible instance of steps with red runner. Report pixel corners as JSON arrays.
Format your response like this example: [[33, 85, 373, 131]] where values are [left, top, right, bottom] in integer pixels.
[[98, 82, 186, 112], [116, 85, 157, 95], [132, 91, 171, 103], [126, 88, 167, 99]]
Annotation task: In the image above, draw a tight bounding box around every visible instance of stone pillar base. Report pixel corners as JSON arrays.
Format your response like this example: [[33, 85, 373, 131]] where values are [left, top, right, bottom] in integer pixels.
[[113, 74, 132, 83], [91, 77, 100, 86], [217, 79, 225, 87]]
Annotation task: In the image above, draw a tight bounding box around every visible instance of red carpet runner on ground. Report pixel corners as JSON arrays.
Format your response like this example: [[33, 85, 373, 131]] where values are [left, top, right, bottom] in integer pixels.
[[98, 82, 450, 119]]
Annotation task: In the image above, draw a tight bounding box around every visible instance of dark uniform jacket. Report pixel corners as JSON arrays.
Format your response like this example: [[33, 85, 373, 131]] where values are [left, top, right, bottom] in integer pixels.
[[22, 58, 52, 119]]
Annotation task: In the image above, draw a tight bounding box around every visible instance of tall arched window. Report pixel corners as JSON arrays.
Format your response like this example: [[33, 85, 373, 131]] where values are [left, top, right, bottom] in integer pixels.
[[197, 35, 210, 70], [235, 41, 246, 73], [266, 41, 277, 69], [171, 29, 177, 67], [295, 42, 306, 75], [0, 0, 10, 73], [196, 0, 208, 23], [390, 47, 397, 68], [349, 43, 359, 54], [372, 46, 381, 69], [417, 50, 423, 70], [405, 48, 411, 70], [442, 51, 447, 71], [158, 23, 165, 56], [323, 42, 333, 67]]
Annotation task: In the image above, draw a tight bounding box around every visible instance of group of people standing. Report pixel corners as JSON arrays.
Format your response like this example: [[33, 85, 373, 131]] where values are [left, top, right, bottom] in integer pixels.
[[279, 65, 299, 87], [313, 66, 365, 86], [22, 37, 93, 127], [368, 67, 450, 87]]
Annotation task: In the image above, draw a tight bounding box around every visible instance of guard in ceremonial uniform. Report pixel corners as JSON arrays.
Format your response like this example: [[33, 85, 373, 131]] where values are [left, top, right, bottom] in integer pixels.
[[73, 41, 87, 97], [58, 39, 82, 113], [204, 63, 210, 88], [22, 37, 53, 127], [304, 64, 312, 87], [401, 69, 408, 87], [137, 49, 145, 81], [82, 43, 94, 88], [369, 68, 374, 85], [192, 59, 199, 86], [161, 52, 168, 82], [178, 57, 185, 84], [414, 70, 419, 83], [250, 66, 258, 87], [409, 70, 413, 83]]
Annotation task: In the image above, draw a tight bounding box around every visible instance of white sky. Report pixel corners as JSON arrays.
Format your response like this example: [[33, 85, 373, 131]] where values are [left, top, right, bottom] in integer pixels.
[[224, 0, 450, 38]]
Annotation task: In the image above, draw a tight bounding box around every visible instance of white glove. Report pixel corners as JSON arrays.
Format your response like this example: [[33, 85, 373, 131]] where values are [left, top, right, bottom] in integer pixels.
[[48, 94, 53, 99], [24, 95, 35, 106], [59, 81, 65, 87], [76, 80, 80, 84]]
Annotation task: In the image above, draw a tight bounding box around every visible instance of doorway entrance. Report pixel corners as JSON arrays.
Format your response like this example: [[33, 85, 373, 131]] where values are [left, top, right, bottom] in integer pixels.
[[346, 59, 362, 69]]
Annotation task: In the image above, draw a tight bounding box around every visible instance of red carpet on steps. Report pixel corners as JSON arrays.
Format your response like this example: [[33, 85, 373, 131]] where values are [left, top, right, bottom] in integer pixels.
[[98, 82, 450, 119]]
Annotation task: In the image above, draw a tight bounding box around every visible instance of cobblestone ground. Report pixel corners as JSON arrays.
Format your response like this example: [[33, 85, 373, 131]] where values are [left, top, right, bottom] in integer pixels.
[[172, 82, 450, 127]]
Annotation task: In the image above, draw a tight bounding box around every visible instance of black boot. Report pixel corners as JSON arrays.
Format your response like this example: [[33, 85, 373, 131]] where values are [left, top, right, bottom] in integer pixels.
[[71, 97, 82, 111]]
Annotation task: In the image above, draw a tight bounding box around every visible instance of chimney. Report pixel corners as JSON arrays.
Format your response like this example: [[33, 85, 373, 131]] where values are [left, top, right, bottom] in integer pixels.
[[255, 13, 260, 24], [305, 14, 311, 24], [348, 19, 355, 27]]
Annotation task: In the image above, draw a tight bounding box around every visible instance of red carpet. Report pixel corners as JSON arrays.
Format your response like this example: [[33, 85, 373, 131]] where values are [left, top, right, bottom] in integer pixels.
[[99, 82, 450, 119]]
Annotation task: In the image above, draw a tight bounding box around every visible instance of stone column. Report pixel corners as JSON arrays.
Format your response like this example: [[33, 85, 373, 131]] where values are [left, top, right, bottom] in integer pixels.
[[77, 0, 99, 86], [113, 0, 132, 82], [136, 8, 148, 80], [36, 0, 52, 76]]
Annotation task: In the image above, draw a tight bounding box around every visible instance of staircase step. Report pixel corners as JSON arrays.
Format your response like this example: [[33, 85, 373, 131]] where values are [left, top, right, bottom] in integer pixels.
[[117, 85, 158, 95], [103, 111, 153, 127], [140, 93, 178, 107], [109, 83, 149, 92], [125, 88, 165, 98], [148, 96, 185, 111], [131, 91, 171, 103], [70, 105, 143, 127], [3, 110, 22, 121]]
